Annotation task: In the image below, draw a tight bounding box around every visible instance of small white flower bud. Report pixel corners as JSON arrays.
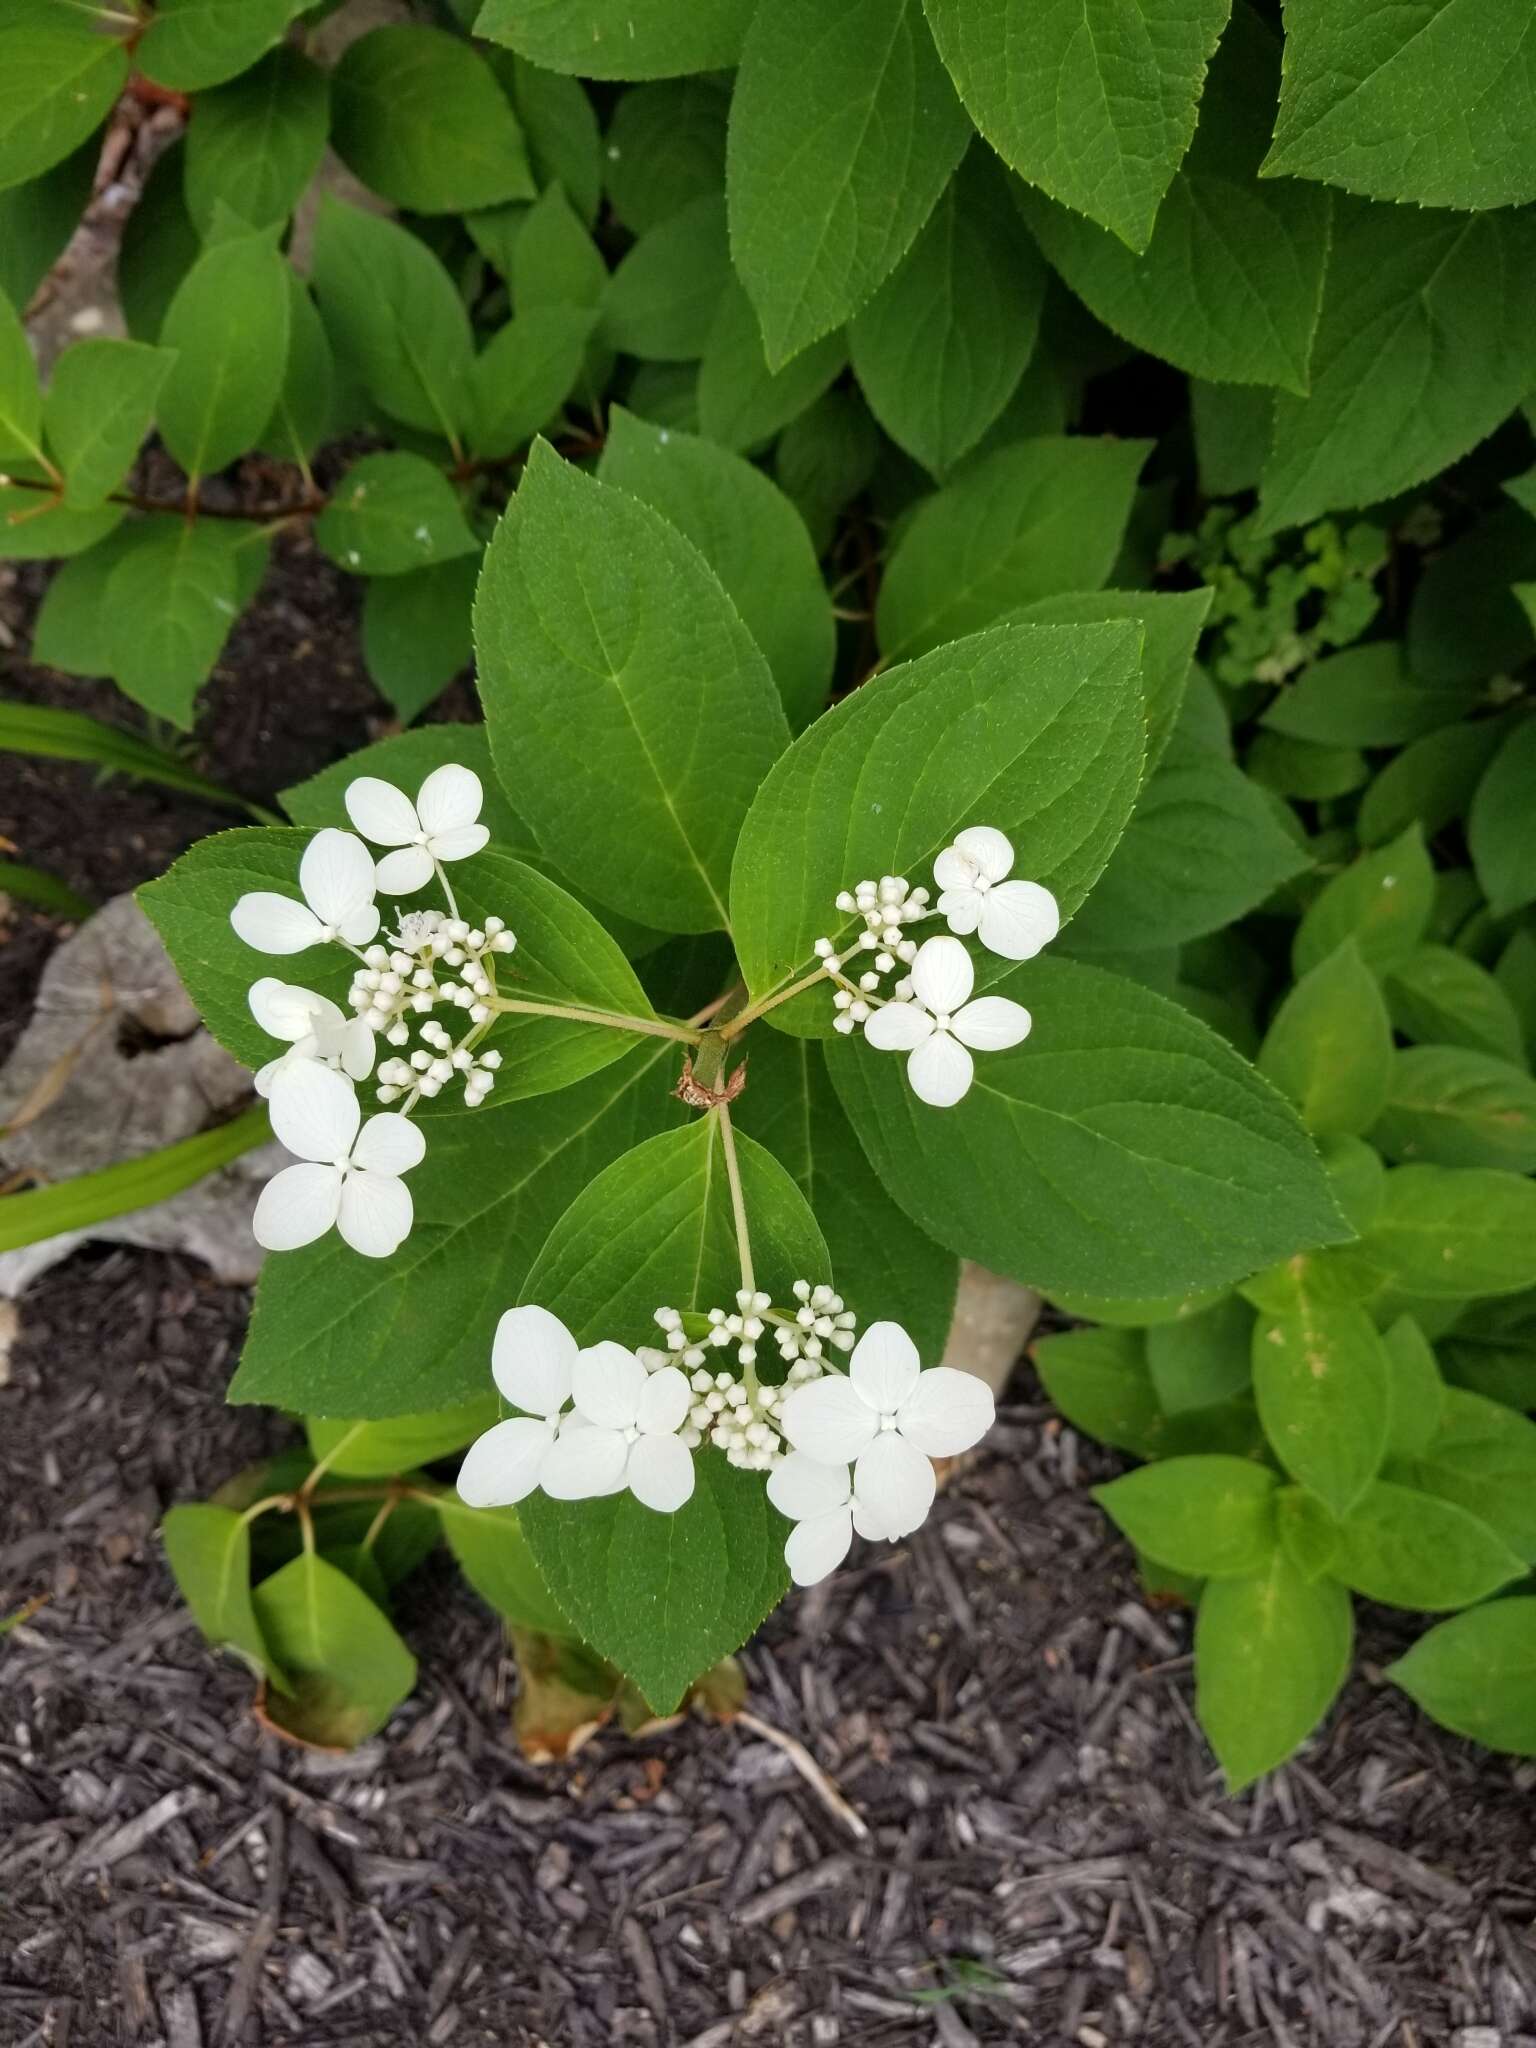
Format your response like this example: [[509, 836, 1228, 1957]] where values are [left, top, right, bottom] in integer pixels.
[[835, 891, 857, 913], [480, 1050, 502, 1070], [833, 1014, 855, 1034], [792, 1279, 811, 1301], [376, 1084, 400, 1103], [849, 1000, 870, 1023], [860, 971, 880, 991], [814, 936, 836, 958]]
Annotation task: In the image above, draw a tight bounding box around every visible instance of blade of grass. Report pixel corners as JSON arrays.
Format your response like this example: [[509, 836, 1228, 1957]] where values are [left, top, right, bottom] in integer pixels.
[[1, 704, 282, 824]]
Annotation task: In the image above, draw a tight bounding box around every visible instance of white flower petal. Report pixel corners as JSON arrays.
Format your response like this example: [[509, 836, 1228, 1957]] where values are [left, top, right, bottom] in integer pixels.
[[252, 1161, 341, 1250], [977, 879, 1059, 961], [268, 1057, 361, 1162], [540, 1422, 629, 1499], [910, 934, 974, 1015], [455, 1417, 555, 1507], [896, 1365, 997, 1457], [492, 1304, 577, 1416], [300, 828, 377, 926], [849, 1321, 921, 1412], [350, 1111, 425, 1175], [636, 1364, 690, 1436], [248, 977, 324, 1041], [907, 1030, 974, 1108], [781, 1373, 879, 1463], [853, 1430, 936, 1539], [933, 845, 980, 892], [937, 888, 982, 936], [851, 1496, 897, 1542], [375, 845, 435, 895], [337, 900, 381, 945], [626, 1432, 695, 1513], [784, 1508, 854, 1587], [416, 762, 483, 836], [336, 1019, 377, 1081], [572, 1341, 646, 1429], [949, 995, 1032, 1053], [337, 1170, 413, 1257], [954, 824, 1014, 882], [231, 892, 326, 955], [863, 1000, 934, 1053], [427, 823, 489, 863], [766, 1451, 851, 1523], [344, 776, 420, 846], [253, 1055, 285, 1097]]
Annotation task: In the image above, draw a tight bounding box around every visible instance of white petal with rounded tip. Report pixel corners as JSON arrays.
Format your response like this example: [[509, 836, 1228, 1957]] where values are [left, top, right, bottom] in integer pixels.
[[933, 844, 979, 892], [978, 878, 1059, 961], [231, 892, 325, 954], [337, 900, 381, 945], [572, 1342, 646, 1429], [428, 822, 490, 863], [907, 1030, 973, 1107], [849, 1321, 921, 1413], [337, 1020, 377, 1081], [863, 1001, 934, 1053], [853, 1430, 936, 1539], [268, 1057, 361, 1161], [344, 776, 420, 846], [910, 934, 974, 1014], [416, 762, 483, 835], [337, 1171, 413, 1256], [541, 1423, 628, 1498], [767, 1451, 852, 1522], [493, 1304, 577, 1415], [253, 1056, 284, 1098], [851, 1496, 896, 1542], [351, 1112, 425, 1175], [896, 1365, 996, 1456], [954, 824, 1014, 881], [626, 1432, 695, 1512], [253, 1162, 341, 1250], [300, 828, 376, 924], [949, 995, 1032, 1053], [785, 1508, 854, 1586], [937, 888, 982, 936], [636, 1364, 690, 1436], [781, 1373, 879, 1463], [249, 977, 323, 1040], [374, 845, 435, 896], [455, 1417, 554, 1507]]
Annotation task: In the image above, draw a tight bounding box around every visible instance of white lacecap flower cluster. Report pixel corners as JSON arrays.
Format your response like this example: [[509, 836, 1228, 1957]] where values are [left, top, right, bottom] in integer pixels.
[[227, 764, 516, 1257]]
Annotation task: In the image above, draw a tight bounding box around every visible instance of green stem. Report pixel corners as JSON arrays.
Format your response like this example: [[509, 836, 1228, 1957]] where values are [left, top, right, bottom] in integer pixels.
[[721, 963, 833, 1039], [714, 1101, 754, 1299], [490, 994, 699, 1045]]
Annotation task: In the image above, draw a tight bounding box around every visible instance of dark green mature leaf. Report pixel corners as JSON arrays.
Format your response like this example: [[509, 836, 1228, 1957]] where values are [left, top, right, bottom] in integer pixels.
[[1033, 1324, 1167, 1456], [511, 181, 607, 312], [776, 385, 881, 553], [876, 436, 1150, 660], [603, 78, 729, 233], [1251, 1291, 1390, 1516], [1096, 1457, 1278, 1578], [832, 956, 1349, 1297], [728, 0, 968, 367], [1007, 589, 1210, 776], [1441, 1291, 1536, 1408], [157, 229, 290, 480], [116, 141, 198, 345], [1257, 942, 1394, 1139], [1408, 502, 1536, 689], [361, 558, 480, 723], [1263, 643, 1472, 749], [0, 137, 96, 307], [1332, 1482, 1524, 1611], [44, 339, 176, 509], [105, 522, 264, 728], [1146, 1295, 1254, 1416], [162, 1504, 287, 1687], [601, 196, 731, 362], [490, 52, 600, 225], [922, 0, 1233, 252], [1403, 1388, 1536, 1562], [477, 0, 756, 78], [1196, 1555, 1351, 1790], [258, 271, 334, 466], [1015, 5, 1328, 394], [1470, 719, 1536, 920], [1390, 1600, 1536, 1755], [696, 277, 847, 453], [469, 307, 594, 461], [332, 26, 535, 215], [251, 1553, 417, 1745], [137, 0, 305, 91], [184, 47, 329, 235], [475, 440, 790, 933], [439, 1496, 571, 1635], [315, 453, 478, 578], [598, 407, 833, 730], [1358, 722, 1517, 852], [1373, 1047, 1536, 1173], [0, 21, 125, 193], [1292, 827, 1435, 979], [1356, 1166, 1536, 1302], [732, 621, 1143, 1026]]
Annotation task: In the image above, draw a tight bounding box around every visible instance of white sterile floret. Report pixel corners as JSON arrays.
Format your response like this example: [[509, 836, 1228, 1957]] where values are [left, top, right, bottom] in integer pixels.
[[248, 977, 375, 1097], [766, 1452, 887, 1586], [933, 826, 1059, 961], [344, 763, 491, 895], [779, 1320, 995, 1541], [457, 1305, 577, 1507], [253, 1059, 424, 1258], [861, 935, 1031, 1108], [539, 1343, 697, 1512], [231, 828, 380, 953]]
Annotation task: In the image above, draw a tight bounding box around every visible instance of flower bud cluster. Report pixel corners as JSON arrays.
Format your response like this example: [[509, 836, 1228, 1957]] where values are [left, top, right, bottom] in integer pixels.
[[815, 875, 935, 1035], [347, 912, 515, 1108]]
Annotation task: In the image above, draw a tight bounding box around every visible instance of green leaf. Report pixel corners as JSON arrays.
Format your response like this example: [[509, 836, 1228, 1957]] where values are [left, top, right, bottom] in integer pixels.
[[250, 1552, 417, 1745], [331, 25, 535, 215], [875, 436, 1150, 661], [497, 53, 601, 226], [1358, 719, 1517, 851], [157, 228, 290, 480], [1251, 1291, 1390, 1516], [1195, 1553, 1351, 1791], [1246, 733, 1366, 804], [1470, 718, 1536, 921], [438, 1496, 571, 1635], [314, 452, 478, 578], [1262, 643, 1472, 749], [0, 283, 43, 466], [1032, 1323, 1167, 1457], [1382, 1315, 1445, 1460], [1390, 1600, 1536, 1756], [361, 557, 479, 723], [0, 22, 126, 193], [476, 0, 755, 78], [1262, 0, 1536, 210], [727, 0, 968, 367], [0, 698, 266, 818], [775, 385, 881, 554], [1357, 1165, 1536, 1302], [104, 521, 263, 728], [921, 0, 1233, 252], [0, 480, 121, 558], [831, 955, 1349, 1297], [1259, 200, 1536, 533], [1331, 1481, 1524, 1611], [1275, 1484, 1341, 1582], [511, 181, 607, 311], [1095, 1456, 1278, 1578], [1292, 825, 1435, 980], [601, 195, 731, 363], [603, 79, 728, 233], [257, 271, 334, 466], [304, 1405, 493, 1479], [116, 141, 198, 345], [43, 338, 175, 509], [1402, 1387, 1536, 1562], [138, 0, 304, 91], [1007, 587, 1210, 777], [184, 47, 329, 236], [597, 406, 833, 731], [1408, 501, 1536, 689], [162, 1503, 288, 1687], [1190, 377, 1271, 497], [1373, 1046, 1536, 1173], [0, 137, 97, 308], [732, 621, 1143, 1028], [475, 439, 789, 933], [1146, 1294, 1254, 1416], [1256, 941, 1393, 1139], [1014, 6, 1328, 394], [469, 305, 594, 460], [696, 276, 847, 453]]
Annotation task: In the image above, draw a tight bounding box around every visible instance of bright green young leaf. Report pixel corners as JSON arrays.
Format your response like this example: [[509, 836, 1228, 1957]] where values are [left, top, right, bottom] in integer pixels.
[[1095, 1456, 1277, 1579], [921, 0, 1233, 252], [512, 181, 607, 310], [315, 452, 479, 578], [1146, 1295, 1254, 1416], [1195, 1553, 1351, 1790], [305, 1406, 494, 1479], [0, 284, 43, 467], [0, 136, 96, 308], [1292, 826, 1435, 980], [157, 229, 290, 481], [696, 277, 847, 453], [43, 339, 175, 509], [1256, 941, 1393, 1139], [1263, 643, 1472, 749], [1382, 1315, 1445, 1460], [1007, 588, 1210, 776], [251, 1552, 417, 1745], [438, 1496, 572, 1636], [1251, 1291, 1390, 1516], [184, 46, 329, 235], [104, 521, 264, 729], [1275, 1484, 1341, 1582], [601, 195, 731, 362], [1032, 1324, 1167, 1457], [475, 440, 790, 933], [361, 557, 480, 724], [332, 25, 535, 215], [604, 78, 729, 233], [469, 306, 594, 461], [137, 0, 304, 91], [1373, 1046, 1536, 1173], [476, 0, 756, 78], [1390, 1600, 1536, 1756], [1357, 1165, 1536, 1302], [1402, 1388, 1536, 1562], [876, 436, 1151, 660], [1318, 1133, 1387, 1237], [1246, 733, 1367, 804], [162, 1503, 288, 1687], [0, 480, 121, 558], [1331, 1482, 1524, 1611], [0, 22, 126, 193], [831, 956, 1349, 1297], [257, 271, 334, 467], [1469, 718, 1536, 920]]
